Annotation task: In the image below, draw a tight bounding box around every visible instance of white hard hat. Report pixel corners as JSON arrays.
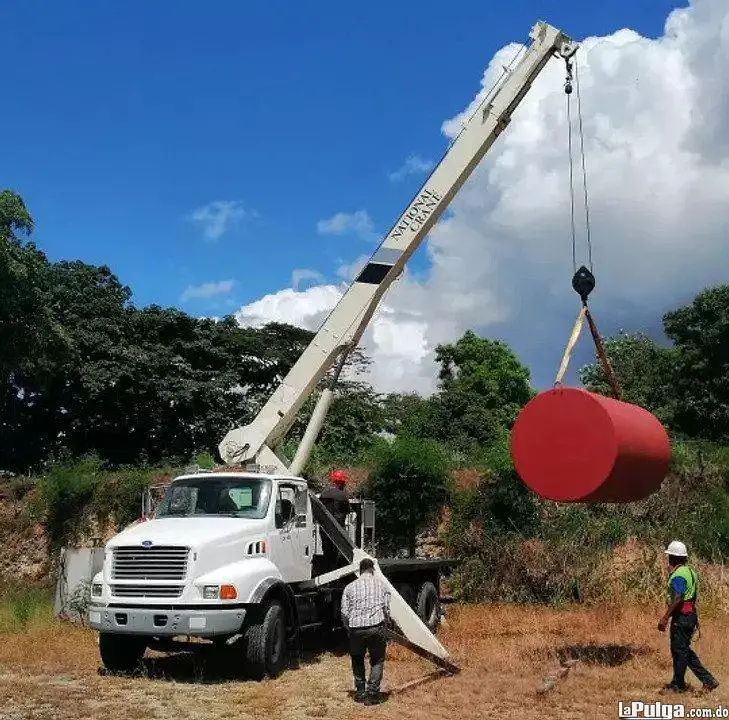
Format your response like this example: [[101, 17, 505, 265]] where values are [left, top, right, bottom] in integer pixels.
[[665, 540, 688, 556]]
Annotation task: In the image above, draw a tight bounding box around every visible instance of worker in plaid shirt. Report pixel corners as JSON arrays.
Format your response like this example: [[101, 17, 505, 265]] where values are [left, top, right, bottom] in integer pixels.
[[340, 558, 391, 705]]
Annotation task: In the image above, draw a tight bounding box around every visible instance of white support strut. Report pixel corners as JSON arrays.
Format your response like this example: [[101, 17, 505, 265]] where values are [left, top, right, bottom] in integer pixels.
[[219, 21, 577, 471]]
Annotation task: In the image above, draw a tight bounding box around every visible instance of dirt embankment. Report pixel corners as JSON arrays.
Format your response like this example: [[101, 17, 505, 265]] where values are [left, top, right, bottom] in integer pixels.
[[0, 488, 49, 584]]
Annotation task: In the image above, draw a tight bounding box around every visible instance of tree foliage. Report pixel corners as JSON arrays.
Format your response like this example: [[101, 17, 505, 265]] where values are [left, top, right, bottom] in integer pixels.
[[579, 331, 678, 426], [428, 330, 534, 452], [362, 436, 450, 557], [663, 286, 729, 442], [7, 186, 729, 606], [580, 286, 729, 443], [0, 189, 399, 473], [0, 190, 65, 385]]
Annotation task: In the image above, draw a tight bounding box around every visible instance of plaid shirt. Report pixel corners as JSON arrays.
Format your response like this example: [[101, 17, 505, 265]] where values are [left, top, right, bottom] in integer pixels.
[[341, 572, 391, 629]]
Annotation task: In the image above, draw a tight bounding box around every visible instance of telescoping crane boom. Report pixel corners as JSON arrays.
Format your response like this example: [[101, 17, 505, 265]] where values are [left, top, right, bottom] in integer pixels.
[[218, 22, 579, 671], [219, 22, 578, 474]]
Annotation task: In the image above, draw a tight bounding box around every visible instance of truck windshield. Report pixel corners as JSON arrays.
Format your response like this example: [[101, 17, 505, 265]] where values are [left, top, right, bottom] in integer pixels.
[[155, 477, 272, 519]]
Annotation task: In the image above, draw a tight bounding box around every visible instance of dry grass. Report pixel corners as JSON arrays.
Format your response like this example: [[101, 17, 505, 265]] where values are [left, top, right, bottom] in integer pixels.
[[1, 604, 728, 719]]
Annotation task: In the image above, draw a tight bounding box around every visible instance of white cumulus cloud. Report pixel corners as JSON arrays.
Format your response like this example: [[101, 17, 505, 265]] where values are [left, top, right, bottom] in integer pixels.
[[291, 268, 325, 290], [237, 0, 729, 394], [236, 285, 342, 331], [388, 154, 436, 182], [317, 210, 376, 242], [181, 279, 235, 302], [189, 200, 253, 241]]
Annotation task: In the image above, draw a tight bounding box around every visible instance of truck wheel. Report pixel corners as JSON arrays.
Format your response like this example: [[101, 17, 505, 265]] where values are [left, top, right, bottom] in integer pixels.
[[243, 600, 288, 680], [99, 633, 146, 673], [416, 581, 441, 633]]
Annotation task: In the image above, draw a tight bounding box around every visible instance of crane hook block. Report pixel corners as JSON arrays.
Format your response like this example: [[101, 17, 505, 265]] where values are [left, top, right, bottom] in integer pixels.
[[510, 387, 670, 503], [572, 265, 595, 304]]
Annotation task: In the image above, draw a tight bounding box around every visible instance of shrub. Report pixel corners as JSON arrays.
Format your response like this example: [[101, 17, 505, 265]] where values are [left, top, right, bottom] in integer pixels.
[[31, 457, 103, 547], [0, 585, 53, 632], [362, 436, 450, 557], [31, 457, 181, 547]]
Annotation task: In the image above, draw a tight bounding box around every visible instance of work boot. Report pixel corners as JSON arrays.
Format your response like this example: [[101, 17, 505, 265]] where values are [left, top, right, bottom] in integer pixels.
[[364, 692, 385, 705], [354, 687, 366, 703], [702, 679, 719, 692]]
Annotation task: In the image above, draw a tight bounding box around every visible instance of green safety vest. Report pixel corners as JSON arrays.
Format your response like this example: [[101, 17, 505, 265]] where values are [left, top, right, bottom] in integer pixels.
[[667, 565, 697, 605]]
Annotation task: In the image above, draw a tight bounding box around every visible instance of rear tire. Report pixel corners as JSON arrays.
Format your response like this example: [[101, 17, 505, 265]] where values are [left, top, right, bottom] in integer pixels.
[[99, 633, 146, 673], [416, 581, 441, 633], [243, 600, 288, 680]]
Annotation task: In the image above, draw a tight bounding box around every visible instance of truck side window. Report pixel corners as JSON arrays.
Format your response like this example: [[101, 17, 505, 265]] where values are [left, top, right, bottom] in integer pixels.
[[294, 487, 308, 527], [275, 486, 296, 529]]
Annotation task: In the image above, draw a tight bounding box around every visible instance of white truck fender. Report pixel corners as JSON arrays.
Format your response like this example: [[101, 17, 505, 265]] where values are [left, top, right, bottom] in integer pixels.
[[193, 558, 283, 604]]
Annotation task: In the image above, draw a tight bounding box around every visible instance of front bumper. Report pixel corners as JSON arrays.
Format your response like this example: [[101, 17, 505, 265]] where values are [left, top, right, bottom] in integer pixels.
[[88, 604, 247, 637]]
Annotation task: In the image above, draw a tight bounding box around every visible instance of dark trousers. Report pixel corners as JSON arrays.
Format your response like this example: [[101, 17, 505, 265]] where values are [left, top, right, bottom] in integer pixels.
[[318, 515, 347, 573], [670, 612, 716, 688], [348, 623, 387, 694]]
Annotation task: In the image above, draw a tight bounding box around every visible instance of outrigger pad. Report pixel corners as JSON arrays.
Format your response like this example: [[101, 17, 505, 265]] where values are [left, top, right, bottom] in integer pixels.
[[382, 628, 460, 675]]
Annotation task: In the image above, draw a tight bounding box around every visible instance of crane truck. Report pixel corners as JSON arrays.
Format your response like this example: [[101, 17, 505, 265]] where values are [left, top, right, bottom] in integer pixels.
[[88, 21, 578, 679]]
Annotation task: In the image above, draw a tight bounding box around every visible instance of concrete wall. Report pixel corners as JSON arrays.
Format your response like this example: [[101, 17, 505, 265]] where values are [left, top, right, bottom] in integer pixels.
[[54, 547, 104, 621]]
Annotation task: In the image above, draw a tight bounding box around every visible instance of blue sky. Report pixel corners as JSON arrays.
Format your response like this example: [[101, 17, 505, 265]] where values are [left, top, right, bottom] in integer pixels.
[[3, 0, 699, 390]]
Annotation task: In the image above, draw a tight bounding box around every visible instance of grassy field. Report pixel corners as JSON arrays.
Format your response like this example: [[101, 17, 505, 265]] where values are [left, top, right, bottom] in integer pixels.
[[0, 601, 728, 720]]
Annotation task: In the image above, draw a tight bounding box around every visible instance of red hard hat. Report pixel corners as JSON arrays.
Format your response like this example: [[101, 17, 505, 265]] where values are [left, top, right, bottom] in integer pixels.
[[330, 469, 348, 486]]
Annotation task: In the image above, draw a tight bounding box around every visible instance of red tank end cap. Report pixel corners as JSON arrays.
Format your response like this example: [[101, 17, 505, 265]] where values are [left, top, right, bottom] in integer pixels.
[[510, 387, 671, 503]]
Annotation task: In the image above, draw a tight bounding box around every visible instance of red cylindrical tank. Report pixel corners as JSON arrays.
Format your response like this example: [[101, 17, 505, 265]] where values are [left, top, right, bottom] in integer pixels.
[[510, 387, 671, 503]]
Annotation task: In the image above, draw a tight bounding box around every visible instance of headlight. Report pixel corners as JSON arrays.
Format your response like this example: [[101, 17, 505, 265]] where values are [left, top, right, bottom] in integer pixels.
[[202, 585, 219, 599], [92, 583, 102, 597]]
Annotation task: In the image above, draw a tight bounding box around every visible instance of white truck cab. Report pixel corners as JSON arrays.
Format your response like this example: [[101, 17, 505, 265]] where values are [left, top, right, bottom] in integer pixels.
[[89, 472, 320, 675]]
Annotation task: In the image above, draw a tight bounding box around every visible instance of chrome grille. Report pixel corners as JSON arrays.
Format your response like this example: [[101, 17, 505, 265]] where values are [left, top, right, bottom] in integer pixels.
[[112, 545, 189, 581], [111, 584, 183, 598]]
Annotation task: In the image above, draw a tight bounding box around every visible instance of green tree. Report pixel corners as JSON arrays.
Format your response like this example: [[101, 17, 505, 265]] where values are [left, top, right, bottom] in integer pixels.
[[430, 330, 534, 452], [379, 392, 437, 438], [578, 331, 678, 426], [363, 436, 449, 557], [664, 285, 729, 442], [0, 190, 65, 381], [0, 190, 70, 469], [314, 387, 386, 459]]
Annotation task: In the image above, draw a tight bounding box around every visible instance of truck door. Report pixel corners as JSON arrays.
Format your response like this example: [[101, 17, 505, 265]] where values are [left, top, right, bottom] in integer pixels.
[[292, 484, 313, 580], [269, 482, 312, 583]]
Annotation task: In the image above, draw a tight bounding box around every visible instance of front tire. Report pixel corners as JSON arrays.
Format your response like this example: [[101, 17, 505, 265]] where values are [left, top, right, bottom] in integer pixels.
[[243, 600, 288, 680], [99, 633, 146, 673]]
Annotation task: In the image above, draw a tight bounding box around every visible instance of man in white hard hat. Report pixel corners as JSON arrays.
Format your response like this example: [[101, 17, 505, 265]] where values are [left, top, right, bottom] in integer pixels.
[[657, 540, 718, 693]]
